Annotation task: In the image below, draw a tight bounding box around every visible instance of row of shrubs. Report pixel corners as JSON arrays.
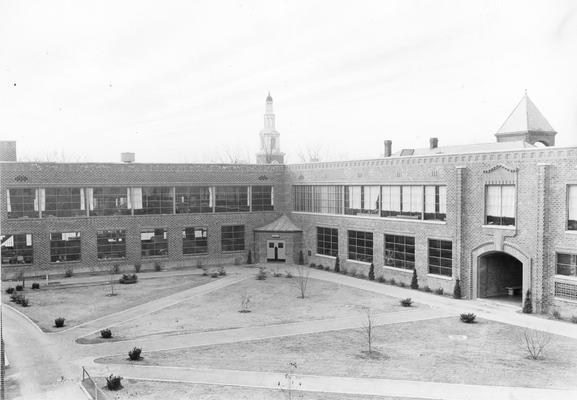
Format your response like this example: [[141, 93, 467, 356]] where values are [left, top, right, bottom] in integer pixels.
[[256, 266, 293, 280], [201, 267, 227, 278], [5, 282, 41, 293]]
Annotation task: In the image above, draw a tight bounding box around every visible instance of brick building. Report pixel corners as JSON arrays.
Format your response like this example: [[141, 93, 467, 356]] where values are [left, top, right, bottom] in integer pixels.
[[1, 93, 576, 314]]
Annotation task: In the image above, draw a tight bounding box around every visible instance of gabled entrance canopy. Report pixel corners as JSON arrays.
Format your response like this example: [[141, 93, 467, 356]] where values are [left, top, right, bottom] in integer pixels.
[[254, 214, 302, 233]]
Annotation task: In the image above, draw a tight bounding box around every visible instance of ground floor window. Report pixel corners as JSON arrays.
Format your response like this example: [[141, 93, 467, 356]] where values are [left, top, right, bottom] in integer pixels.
[[347, 230, 373, 262], [141, 228, 168, 257], [1, 234, 33, 265], [221, 225, 245, 252], [50, 232, 81, 262], [554, 281, 577, 301], [428, 239, 452, 276], [182, 227, 208, 255], [317, 227, 338, 257], [384, 234, 415, 270], [556, 253, 577, 277], [97, 230, 126, 260]]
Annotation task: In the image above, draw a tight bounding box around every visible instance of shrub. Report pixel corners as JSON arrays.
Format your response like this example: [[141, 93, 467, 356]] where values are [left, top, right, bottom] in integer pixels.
[[368, 263, 375, 281], [571, 315, 577, 324], [334, 256, 340, 273], [256, 267, 267, 280], [522, 329, 551, 360], [552, 310, 562, 320], [5, 287, 14, 294], [309, 263, 316, 269], [218, 266, 226, 276], [377, 275, 386, 283], [239, 294, 251, 313], [399, 282, 406, 288], [423, 286, 432, 293], [285, 271, 293, 278], [234, 257, 242, 266], [210, 271, 219, 278], [128, 347, 142, 361], [246, 250, 253, 264], [390, 278, 396, 286], [316, 264, 324, 270], [15, 285, 23, 291], [453, 279, 462, 299], [32, 282, 40, 290], [273, 268, 283, 277], [410, 269, 419, 290], [134, 263, 142, 273], [20, 297, 29, 307], [106, 374, 123, 391], [64, 268, 74, 278], [112, 263, 121, 274], [324, 265, 330, 271], [358, 272, 367, 280], [523, 290, 533, 314], [400, 298, 413, 307], [119, 274, 138, 284], [154, 261, 162, 272], [298, 250, 304, 265], [460, 313, 476, 323], [201, 267, 209, 276], [100, 329, 112, 339], [54, 317, 65, 328], [10, 292, 21, 303], [435, 288, 444, 295]]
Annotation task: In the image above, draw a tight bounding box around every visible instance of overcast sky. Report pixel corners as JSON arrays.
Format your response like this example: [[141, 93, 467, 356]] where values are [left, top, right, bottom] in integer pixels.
[[1, 0, 576, 163]]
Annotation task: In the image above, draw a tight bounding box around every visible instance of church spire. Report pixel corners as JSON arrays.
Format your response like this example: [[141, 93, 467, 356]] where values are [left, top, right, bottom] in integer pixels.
[[257, 92, 285, 164]]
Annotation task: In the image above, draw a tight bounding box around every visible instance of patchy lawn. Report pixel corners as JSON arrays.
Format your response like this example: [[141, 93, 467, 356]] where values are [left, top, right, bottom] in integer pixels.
[[107, 275, 409, 341], [3, 274, 212, 331], [94, 379, 413, 400], [99, 318, 577, 389]]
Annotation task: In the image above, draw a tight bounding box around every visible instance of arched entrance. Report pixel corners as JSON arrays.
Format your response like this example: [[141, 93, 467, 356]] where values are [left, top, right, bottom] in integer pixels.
[[478, 252, 523, 302]]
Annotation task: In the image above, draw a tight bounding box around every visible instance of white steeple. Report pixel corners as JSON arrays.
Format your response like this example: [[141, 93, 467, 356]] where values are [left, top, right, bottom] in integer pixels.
[[257, 92, 285, 164]]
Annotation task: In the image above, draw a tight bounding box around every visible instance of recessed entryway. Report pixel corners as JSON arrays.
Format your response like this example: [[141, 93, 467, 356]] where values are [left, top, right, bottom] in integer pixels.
[[478, 251, 523, 303]]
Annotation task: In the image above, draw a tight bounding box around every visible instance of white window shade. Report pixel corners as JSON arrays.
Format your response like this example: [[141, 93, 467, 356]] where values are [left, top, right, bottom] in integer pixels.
[[486, 186, 501, 217], [80, 188, 86, 211], [390, 186, 401, 212], [86, 188, 94, 210], [348, 186, 362, 209], [439, 186, 447, 214], [364, 186, 380, 210], [501, 185, 516, 218], [6, 190, 11, 212], [569, 186, 577, 221], [132, 188, 143, 209], [401, 186, 411, 212], [410, 186, 423, 213], [270, 186, 274, 206], [425, 186, 435, 213]]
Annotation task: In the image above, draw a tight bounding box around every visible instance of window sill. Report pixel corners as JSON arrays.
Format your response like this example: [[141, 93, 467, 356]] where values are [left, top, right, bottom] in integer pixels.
[[222, 250, 246, 254], [383, 265, 413, 273], [554, 275, 577, 282], [427, 273, 453, 281], [98, 258, 126, 262], [482, 224, 516, 230], [554, 296, 577, 304], [316, 254, 337, 259], [292, 212, 447, 224], [183, 253, 209, 257], [51, 260, 82, 265], [346, 259, 372, 265], [565, 230, 577, 235]]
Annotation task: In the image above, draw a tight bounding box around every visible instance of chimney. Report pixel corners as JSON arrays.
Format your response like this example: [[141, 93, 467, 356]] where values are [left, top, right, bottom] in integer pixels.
[[429, 137, 438, 149], [384, 140, 392, 157], [0, 141, 17, 161], [121, 152, 135, 163]]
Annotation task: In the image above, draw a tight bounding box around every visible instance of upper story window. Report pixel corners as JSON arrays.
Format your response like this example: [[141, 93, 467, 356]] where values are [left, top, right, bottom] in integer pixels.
[[485, 185, 515, 226], [251, 186, 274, 211], [381, 186, 401, 217], [6, 188, 39, 219], [400, 186, 423, 219], [313, 186, 343, 214], [44, 188, 85, 218], [175, 187, 212, 214], [215, 186, 249, 212], [1, 234, 33, 265], [89, 187, 130, 216], [345, 186, 380, 216], [568, 185, 577, 231], [424, 186, 447, 221], [293, 186, 313, 212], [132, 187, 174, 215], [556, 253, 577, 277]]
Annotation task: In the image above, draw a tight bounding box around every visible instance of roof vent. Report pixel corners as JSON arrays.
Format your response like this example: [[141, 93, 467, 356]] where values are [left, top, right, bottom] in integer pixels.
[[400, 149, 415, 156], [121, 152, 135, 163]]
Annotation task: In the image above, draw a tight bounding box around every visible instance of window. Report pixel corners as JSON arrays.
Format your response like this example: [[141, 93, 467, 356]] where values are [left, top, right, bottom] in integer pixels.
[[133, 187, 174, 215], [141, 228, 168, 257], [44, 188, 85, 217], [348, 230, 373, 262], [485, 185, 515, 226], [428, 239, 452, 277], [215, 186, 249, 212], [381, 186, 401, 217], [345, 186, 380, 215], [293, 186, 313, 212], [317, 227, 338, 257], [424, 186, 447, 221], [313, 186, 343, 214], [6, 188, 38, 218], [221, 225, 245, 251], [50, 232, 81, 262], [175, 187, 212, 214], [554, 281, 577, 301], [251, 186, 274, 211], [556, 253, 577, 277], [1, 234, 33, 265], [89, 187, 130, 216], [182, 227, 208, 255], [97, 230, 126, 260], [568, 185, 577, 231], [384, 234, 415, 270], [400, 186, 423, 219]]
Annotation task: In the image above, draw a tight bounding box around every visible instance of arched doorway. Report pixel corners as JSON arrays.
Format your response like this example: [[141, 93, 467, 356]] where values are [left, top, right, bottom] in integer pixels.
[[478, 251, 523, 303]]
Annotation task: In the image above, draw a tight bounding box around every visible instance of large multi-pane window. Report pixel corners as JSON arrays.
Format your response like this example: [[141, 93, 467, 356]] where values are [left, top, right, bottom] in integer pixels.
[[485, 185, 516, 226], [44, 188, 85, 217], [556, 253, 577, 277], [1, 234, 33, 265], [293, 186, 313, 212], [568, 185, 577, 231], [313, 186, 343, 214], [175, 187, 212, 214], [89, 187, 130, 216], [221, 225, 245, 251], [317, 227, 338, 257], [182, 227, 208, 255], [348, 230, 373, 262], [400, 186, 423, 219], [215, 186, 249, 212], [141, 228, 168, 257], [50, 232, 81, 262], [424, 186, 447, 221], [97, 230, 126, 260], [381, 186, 401, 217], [428, 239, 452, 277], [251, 186, 274, 211], [384, 234, 415, 270], [345, 186, 380, 215], [133, 187, 174, 215], [6, 188, 39, 218]]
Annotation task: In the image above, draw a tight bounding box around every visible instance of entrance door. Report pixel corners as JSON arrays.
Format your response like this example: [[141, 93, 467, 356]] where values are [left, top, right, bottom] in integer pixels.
[[478, 251, 523, 302], [266, 240, 286, 262]]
